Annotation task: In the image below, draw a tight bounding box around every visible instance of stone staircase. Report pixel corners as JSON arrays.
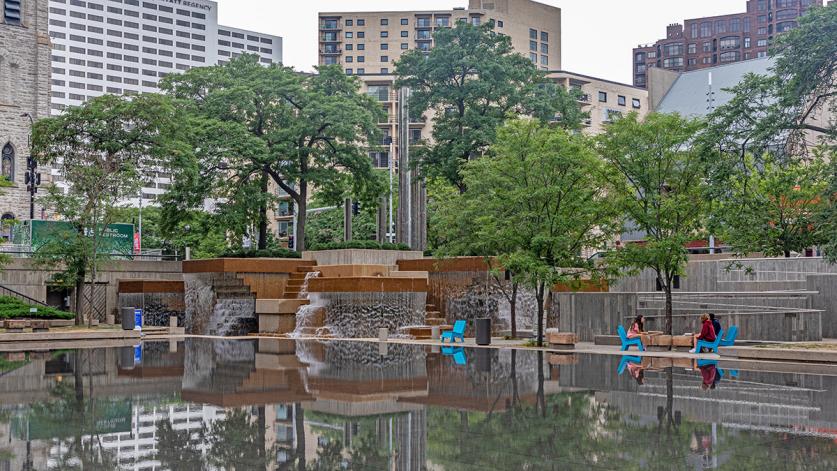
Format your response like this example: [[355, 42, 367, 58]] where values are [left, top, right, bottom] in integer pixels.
[[256, 263, 320, 335], [399, 302, 453, 339]]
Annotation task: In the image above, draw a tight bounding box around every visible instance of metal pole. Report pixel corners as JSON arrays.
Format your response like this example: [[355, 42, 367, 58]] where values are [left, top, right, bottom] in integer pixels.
[[138, 191, 143, 255], [388, 137, 395, 243], [22, 113, 36, 220]]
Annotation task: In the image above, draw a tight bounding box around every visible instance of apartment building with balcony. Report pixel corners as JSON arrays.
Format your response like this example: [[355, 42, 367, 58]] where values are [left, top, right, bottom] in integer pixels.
[[318, 0, 562, 172], [632, 0, 824, 88]]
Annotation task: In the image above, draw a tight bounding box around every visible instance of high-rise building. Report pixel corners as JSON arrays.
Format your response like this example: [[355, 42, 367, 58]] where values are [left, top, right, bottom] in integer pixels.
[[632, 0, 823, 88], [0, 0, 51, 224], [318, 0, 562, 249], [46, 0, 283, 206]]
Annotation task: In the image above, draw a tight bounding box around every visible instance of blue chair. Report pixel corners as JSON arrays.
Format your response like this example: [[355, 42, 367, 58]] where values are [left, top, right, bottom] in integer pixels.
[[442, 346, 467, 365], [719, 325, 738, 347], [617, 355, 642, 375], [695, 329, 724, 353], [441, 320, 466, 343], [617, 325, 645, 352]]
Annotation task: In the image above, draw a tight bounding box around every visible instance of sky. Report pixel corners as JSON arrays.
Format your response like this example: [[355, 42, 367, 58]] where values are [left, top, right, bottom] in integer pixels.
[[215, 0, 746, 84]]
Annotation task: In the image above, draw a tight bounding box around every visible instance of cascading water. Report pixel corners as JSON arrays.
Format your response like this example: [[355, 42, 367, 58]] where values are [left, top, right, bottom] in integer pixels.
[[297, 271, 321, 299], [291, 271, 325, 337]]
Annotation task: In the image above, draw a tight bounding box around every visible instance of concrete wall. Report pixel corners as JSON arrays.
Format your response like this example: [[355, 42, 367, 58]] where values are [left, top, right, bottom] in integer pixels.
[[808, 274, 837, 338], [0, 258, 182, 320]]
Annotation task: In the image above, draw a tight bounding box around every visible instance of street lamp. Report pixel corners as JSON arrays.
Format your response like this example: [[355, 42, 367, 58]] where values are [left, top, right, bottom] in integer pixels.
[[21, 112, 40, 220]]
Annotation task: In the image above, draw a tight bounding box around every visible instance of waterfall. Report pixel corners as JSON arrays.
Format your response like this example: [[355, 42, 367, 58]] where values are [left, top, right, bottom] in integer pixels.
[[297, 271, 321, 299], [291, 271, 326, 337]]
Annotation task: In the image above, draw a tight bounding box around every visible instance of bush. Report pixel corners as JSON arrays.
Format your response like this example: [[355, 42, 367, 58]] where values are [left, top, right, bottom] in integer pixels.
[[219, 247, 302, 259], [0, 296, 75, 320], [308, 240, 412, 251]]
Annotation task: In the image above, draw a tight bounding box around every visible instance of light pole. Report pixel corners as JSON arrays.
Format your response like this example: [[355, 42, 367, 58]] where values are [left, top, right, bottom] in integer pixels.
[[21, 113, 40, 220]]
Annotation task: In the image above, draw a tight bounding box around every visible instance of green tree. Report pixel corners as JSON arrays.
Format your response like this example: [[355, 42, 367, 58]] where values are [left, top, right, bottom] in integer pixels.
[[710, 151, 829, 257], [155, 419, 207, 470], [305, 205, 377, 248], [32, 94, 178, 324], [598, 113, 708, 336], [161, 55, 385, 252], [206, 408, 274, 470], [395, 22, 584, 192], [449, 119, 617, 346]]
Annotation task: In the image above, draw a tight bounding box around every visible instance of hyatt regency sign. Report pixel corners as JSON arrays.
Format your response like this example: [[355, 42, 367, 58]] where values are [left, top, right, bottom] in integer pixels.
[[158, 0, 213, 12]]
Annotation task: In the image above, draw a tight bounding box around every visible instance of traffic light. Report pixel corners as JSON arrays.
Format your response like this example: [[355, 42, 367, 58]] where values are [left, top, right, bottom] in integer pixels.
[[352, 201, 360, 216]]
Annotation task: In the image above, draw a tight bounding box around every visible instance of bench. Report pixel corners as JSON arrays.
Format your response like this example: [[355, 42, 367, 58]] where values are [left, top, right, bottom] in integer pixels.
[[31, 320, 50, 332], [546, 329, 577, 350], [4, 320, 27, 333]]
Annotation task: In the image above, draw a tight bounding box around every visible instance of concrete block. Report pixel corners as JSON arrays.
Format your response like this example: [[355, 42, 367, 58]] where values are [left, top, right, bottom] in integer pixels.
[[30, 320, 49, 332], [546, 330, 577, 346], [258, 313, 296, 334], [672, 335, 693, 347], [548, 353, 578, 365], [4, 320, 26, 333], [256, 299, 309, 314]]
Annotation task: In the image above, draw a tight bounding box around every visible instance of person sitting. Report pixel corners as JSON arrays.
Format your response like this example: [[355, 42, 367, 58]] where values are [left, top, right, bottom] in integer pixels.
[[709, 313, 722, 341], [627, 315, 645, 339], [690, 313, 716, 354]]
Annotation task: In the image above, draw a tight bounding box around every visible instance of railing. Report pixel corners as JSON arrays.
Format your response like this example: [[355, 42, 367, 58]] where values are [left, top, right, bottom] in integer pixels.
[[0, 283, 48, 307], [0, 250, 184, 261]]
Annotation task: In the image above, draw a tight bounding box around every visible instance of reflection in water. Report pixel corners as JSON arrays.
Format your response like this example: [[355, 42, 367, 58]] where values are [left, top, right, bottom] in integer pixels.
[[0, 340, 835, 470]]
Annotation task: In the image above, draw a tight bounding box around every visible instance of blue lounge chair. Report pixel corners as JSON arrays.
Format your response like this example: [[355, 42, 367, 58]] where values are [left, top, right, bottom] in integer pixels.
[[617, 325, 645, 351], [617, 355, 642, 375], [719, 325, 738, 347], [441, 320, 466, 343], [695, 329, 723, 354]]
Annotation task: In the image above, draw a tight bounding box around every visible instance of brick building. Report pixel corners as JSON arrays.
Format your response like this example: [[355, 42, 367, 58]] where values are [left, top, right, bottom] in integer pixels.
[[632, 0, 824, 88], [0, 0, 51, 224]]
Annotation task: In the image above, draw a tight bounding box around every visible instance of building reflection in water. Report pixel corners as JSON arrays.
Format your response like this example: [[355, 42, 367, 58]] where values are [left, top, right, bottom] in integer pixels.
[[0, 339, 835, 470]]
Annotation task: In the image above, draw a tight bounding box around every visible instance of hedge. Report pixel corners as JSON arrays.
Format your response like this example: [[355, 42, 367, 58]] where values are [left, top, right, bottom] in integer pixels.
[[308, 240, 412, 251], [219, 248, 302, 259], [0, 296, 75, 320]]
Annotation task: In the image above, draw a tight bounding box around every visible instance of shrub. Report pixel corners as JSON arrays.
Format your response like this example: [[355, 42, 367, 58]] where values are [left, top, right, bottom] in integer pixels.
[[219, 247, 302, 259], [308, 240, 412, 251], [0, 296, 75, 320]]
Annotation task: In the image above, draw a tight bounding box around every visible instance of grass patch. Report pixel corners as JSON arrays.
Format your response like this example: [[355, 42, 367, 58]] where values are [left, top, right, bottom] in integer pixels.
[[0, 296, 75, 320]]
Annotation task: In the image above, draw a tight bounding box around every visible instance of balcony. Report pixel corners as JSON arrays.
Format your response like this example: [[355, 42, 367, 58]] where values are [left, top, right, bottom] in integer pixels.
[[415, 19, 433, 28], [319, 34, 341, 43], [320, 47, 342, 55], [319, 20, 341, 31], [415, 32, 433, 41]]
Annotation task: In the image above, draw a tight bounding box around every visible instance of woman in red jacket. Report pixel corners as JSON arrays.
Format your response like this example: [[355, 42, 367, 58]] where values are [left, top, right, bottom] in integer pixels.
[[690, 313, 716, 354]]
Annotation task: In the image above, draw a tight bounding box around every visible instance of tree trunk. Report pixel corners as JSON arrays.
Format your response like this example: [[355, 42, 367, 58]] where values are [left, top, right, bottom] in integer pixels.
[[295, 179, 308, 253], [535, 280, 546, 347], [258, 169, 269, 250], [510, 348, 519, 407], [510, 282, 518, 339], [664, 283, 673, 337], [784, 250, 791, 258], [74, 278, 84, 326], [536, 350, 546, 417]]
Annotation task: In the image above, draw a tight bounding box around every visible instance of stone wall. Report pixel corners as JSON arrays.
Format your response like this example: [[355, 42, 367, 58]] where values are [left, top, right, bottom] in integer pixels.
[[808, 274, 837, 338], [302, 249, 425, 266], [0, 258, 182, 320], [0, 0, 51, 219]]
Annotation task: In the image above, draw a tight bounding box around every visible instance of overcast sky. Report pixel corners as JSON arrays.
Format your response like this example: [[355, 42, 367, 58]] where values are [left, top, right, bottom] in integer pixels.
[[215, 0, 744, 84]]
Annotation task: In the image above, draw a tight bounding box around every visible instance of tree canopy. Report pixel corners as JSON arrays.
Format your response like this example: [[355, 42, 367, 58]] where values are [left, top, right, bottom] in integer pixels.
[[395, 22, 585, 192], [160, 55, 385, 252]]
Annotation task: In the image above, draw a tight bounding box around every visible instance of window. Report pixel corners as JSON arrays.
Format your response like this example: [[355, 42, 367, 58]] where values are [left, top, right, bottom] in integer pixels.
[[632, 98, 641, 109], [345, 19, 353, 27], [345, 44, 353, 51], [541, 43, 548, 54], [541, 31, 548, 42], [357, 44, 365, 50], [1, 143, 13, 181], [529, 53, 537, 63], [663, 57, 684, 68], [401, 18, 408, 25], [647, 51, 656, 59], [719, 51, 740, 62], [540, 55, 547, 65], [380, 18, 388, 26], [436, 17, 449, 27], [757, 39, 768, 47], [380, 55, 389, 62], [598, 91, 607, 102], [345, 32, 353, 39], [690, 23, 699, 38], [730, 18, 741, 33], [370, 151, 388, 168], [357, 31, 365, 38], [401, 43, 409, 50], [357, 68, 365, 74], [635, 52, 645, 63], [497, 20, 503, 28], [529, 28, 537, 40], [400, 31, 408, 37], [744, 37, 751, 48], [357, 56, 365, 63], [719, 36, 740, 49], [345, 56, 353, 63], [529, 40, 537, 51], [345, 68, 353, 75], [776, 0, 797, 6], [381, 67, 388, 74], [663, 43, 683, 56], [381, 31, 388, 38], [700, 22, 712, 37], [357, 19, 365, 26], [381, 43, 388, 50], [715, 20, 726, 33], [776, 21, 796, 32], [743, 17, 751, 33], [617, 95, 626, 106], [776, 9, 798, 20]]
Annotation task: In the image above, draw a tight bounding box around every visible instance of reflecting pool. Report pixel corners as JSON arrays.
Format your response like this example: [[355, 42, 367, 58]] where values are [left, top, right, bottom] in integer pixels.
[[0, 339, 835, 470]]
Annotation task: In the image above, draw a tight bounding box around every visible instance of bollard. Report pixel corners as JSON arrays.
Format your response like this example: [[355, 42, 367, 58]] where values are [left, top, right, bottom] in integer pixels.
[[378, 327, 389, 342]]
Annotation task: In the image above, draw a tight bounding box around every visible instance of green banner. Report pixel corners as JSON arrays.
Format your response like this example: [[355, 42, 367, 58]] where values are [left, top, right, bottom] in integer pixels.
[[13, 220, 134, 256], [13, 399, 133, 440]]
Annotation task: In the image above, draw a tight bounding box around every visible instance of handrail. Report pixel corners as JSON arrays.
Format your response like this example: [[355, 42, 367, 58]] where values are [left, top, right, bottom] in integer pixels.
[[0, 283, 48, 307]]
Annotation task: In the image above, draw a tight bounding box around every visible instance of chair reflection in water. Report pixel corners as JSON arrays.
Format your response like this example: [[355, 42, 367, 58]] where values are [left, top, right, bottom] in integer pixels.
[[442, 346, 467, 365]]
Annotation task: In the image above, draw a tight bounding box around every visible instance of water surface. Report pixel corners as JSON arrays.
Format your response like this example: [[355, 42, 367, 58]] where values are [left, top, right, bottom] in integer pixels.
[[0, 339, 834, 470]]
